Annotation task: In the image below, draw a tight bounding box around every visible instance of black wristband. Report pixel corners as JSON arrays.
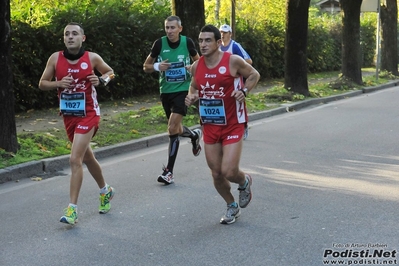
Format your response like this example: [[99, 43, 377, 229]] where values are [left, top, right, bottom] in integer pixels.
[[239, 89, 247, 97]]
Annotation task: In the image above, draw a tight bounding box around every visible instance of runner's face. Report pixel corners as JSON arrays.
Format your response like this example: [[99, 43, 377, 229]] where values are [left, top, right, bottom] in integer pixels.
[[220, 31, 231, 44], [198, 32, 220, 56], [164, 20, 182, 43], [64, 25, 85, 52]]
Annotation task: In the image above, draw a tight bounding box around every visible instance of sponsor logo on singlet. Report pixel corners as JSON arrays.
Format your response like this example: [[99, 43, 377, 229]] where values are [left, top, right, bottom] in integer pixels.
[[81, 62, 88, 70], [219, 66, 227, 74], [68, 68, 79, 73]]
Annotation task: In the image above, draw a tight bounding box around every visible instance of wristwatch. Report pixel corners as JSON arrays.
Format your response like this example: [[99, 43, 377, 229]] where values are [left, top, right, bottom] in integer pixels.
[[99, 74, 115, 86], [240, 88, 248, 97]]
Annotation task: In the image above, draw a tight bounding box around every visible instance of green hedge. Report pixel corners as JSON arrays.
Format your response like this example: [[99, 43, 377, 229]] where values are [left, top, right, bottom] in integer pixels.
[[11, 0, 169, 111], [11, 1, 377, 111]]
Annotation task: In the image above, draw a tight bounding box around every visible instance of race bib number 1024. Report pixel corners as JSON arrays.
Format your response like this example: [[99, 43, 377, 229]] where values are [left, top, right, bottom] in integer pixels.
[[199, 98, 226, 125]]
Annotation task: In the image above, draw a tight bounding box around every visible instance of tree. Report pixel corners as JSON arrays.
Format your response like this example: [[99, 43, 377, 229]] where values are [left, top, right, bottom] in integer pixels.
[[230, 0, 236, 38], [380, 0, 398, 75], [0, 0, 18, 153], [284, 0, 311, 96], [339, 0, 363, 84], [215, 0, 220, 22], [172, 0, 205, 50]]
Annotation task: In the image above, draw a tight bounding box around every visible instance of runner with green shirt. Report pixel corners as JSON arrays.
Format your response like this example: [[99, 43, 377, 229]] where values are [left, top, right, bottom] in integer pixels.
[[143, 15, 202, 185]]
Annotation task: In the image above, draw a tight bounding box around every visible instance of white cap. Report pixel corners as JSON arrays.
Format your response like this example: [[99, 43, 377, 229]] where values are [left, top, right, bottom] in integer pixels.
[[219, 24, 232, 32]]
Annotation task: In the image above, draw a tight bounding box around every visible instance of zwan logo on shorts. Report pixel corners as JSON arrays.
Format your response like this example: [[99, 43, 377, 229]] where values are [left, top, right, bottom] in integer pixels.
[[227, 135, 239, 140], [77, 125, 89, 130]]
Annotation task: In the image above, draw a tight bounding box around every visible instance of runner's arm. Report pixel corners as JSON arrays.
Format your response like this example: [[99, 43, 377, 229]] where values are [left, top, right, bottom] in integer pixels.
[[233, 42, 252, 65], [185, 61, 199, 106], [89, 52, 114, 86], [187, 37, 200, 62], [38, 53, 64, 91], [234, 56, 259, 91], [143, 39, 162, 73]]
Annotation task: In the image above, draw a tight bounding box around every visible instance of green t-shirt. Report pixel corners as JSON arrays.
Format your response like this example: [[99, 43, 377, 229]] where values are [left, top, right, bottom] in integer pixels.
[[158, 35, 192, 94]]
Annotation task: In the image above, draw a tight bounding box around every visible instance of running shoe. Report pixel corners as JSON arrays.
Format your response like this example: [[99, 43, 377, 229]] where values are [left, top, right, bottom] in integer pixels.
[[99, 185, 115, 214], [220, 204, 241, 224], [157, 167, 174, 185], [192, 128, 202, 156], [60, 205, 78, 225], [238, 174, 252, 208], [243, 124, 249, 140]]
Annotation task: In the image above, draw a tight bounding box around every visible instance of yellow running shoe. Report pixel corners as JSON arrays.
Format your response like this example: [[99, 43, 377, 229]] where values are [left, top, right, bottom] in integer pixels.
[[99, 186, 115, 214], [60, 205, 78, 225]]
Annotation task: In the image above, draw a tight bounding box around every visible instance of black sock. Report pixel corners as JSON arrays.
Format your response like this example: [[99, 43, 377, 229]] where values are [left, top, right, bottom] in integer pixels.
[[166, 134, 179, 172]]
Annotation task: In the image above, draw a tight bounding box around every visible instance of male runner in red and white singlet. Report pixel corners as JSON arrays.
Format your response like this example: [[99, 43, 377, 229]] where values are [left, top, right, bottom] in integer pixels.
[[39, 22, 115, 225], [185, 25, 260, 225]]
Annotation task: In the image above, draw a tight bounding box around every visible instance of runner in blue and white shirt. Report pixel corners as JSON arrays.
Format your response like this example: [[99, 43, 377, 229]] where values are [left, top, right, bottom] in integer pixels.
[[219, 24, 252, 65], [219, 24, 252, 140]]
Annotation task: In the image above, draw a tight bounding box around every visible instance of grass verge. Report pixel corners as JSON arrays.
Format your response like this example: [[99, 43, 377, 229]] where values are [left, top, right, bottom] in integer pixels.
[[0, 70, 396, 169]]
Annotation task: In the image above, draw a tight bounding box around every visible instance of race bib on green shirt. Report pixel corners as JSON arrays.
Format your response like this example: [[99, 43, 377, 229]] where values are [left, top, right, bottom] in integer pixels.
[[165, 62, 187, 83]]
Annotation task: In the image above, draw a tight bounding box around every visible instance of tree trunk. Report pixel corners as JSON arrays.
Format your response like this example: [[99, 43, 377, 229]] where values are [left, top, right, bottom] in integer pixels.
[[0, 0, 18, 153], [284, 0, 311, 96], [215, 0, 220, 22], [172, 0, 205, 51], [380, 0, 398, 75], [340, 0, 363, 84], [230, 0, 236, 39]]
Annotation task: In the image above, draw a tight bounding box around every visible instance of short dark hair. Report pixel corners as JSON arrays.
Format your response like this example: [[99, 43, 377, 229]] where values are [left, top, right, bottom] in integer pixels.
[[66, 22, 84, 34], [200, 24, 221, 41], [165, 16, 182, 27]]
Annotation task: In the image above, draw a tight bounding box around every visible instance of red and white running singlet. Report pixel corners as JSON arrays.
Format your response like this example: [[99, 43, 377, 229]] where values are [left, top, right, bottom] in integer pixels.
[[56, 51, 100, 117], [195, 52, 247, 125]]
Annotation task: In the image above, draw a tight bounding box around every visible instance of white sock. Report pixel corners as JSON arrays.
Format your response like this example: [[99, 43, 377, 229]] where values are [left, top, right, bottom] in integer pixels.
[[69, 203, 77, 209], [100, 184, 109, 194]]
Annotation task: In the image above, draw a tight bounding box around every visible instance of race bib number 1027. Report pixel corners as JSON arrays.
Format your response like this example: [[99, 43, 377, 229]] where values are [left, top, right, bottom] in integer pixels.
[[59, 92, 86, 117]]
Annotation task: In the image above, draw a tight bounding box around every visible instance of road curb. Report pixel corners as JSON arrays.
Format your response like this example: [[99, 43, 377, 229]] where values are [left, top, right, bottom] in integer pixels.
[[0, 133, 171, 184], [1, 80, 399, 184]]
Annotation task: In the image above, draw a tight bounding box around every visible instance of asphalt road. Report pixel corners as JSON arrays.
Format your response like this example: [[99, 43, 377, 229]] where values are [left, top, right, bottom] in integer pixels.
[[1, 87, 399, 266]]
